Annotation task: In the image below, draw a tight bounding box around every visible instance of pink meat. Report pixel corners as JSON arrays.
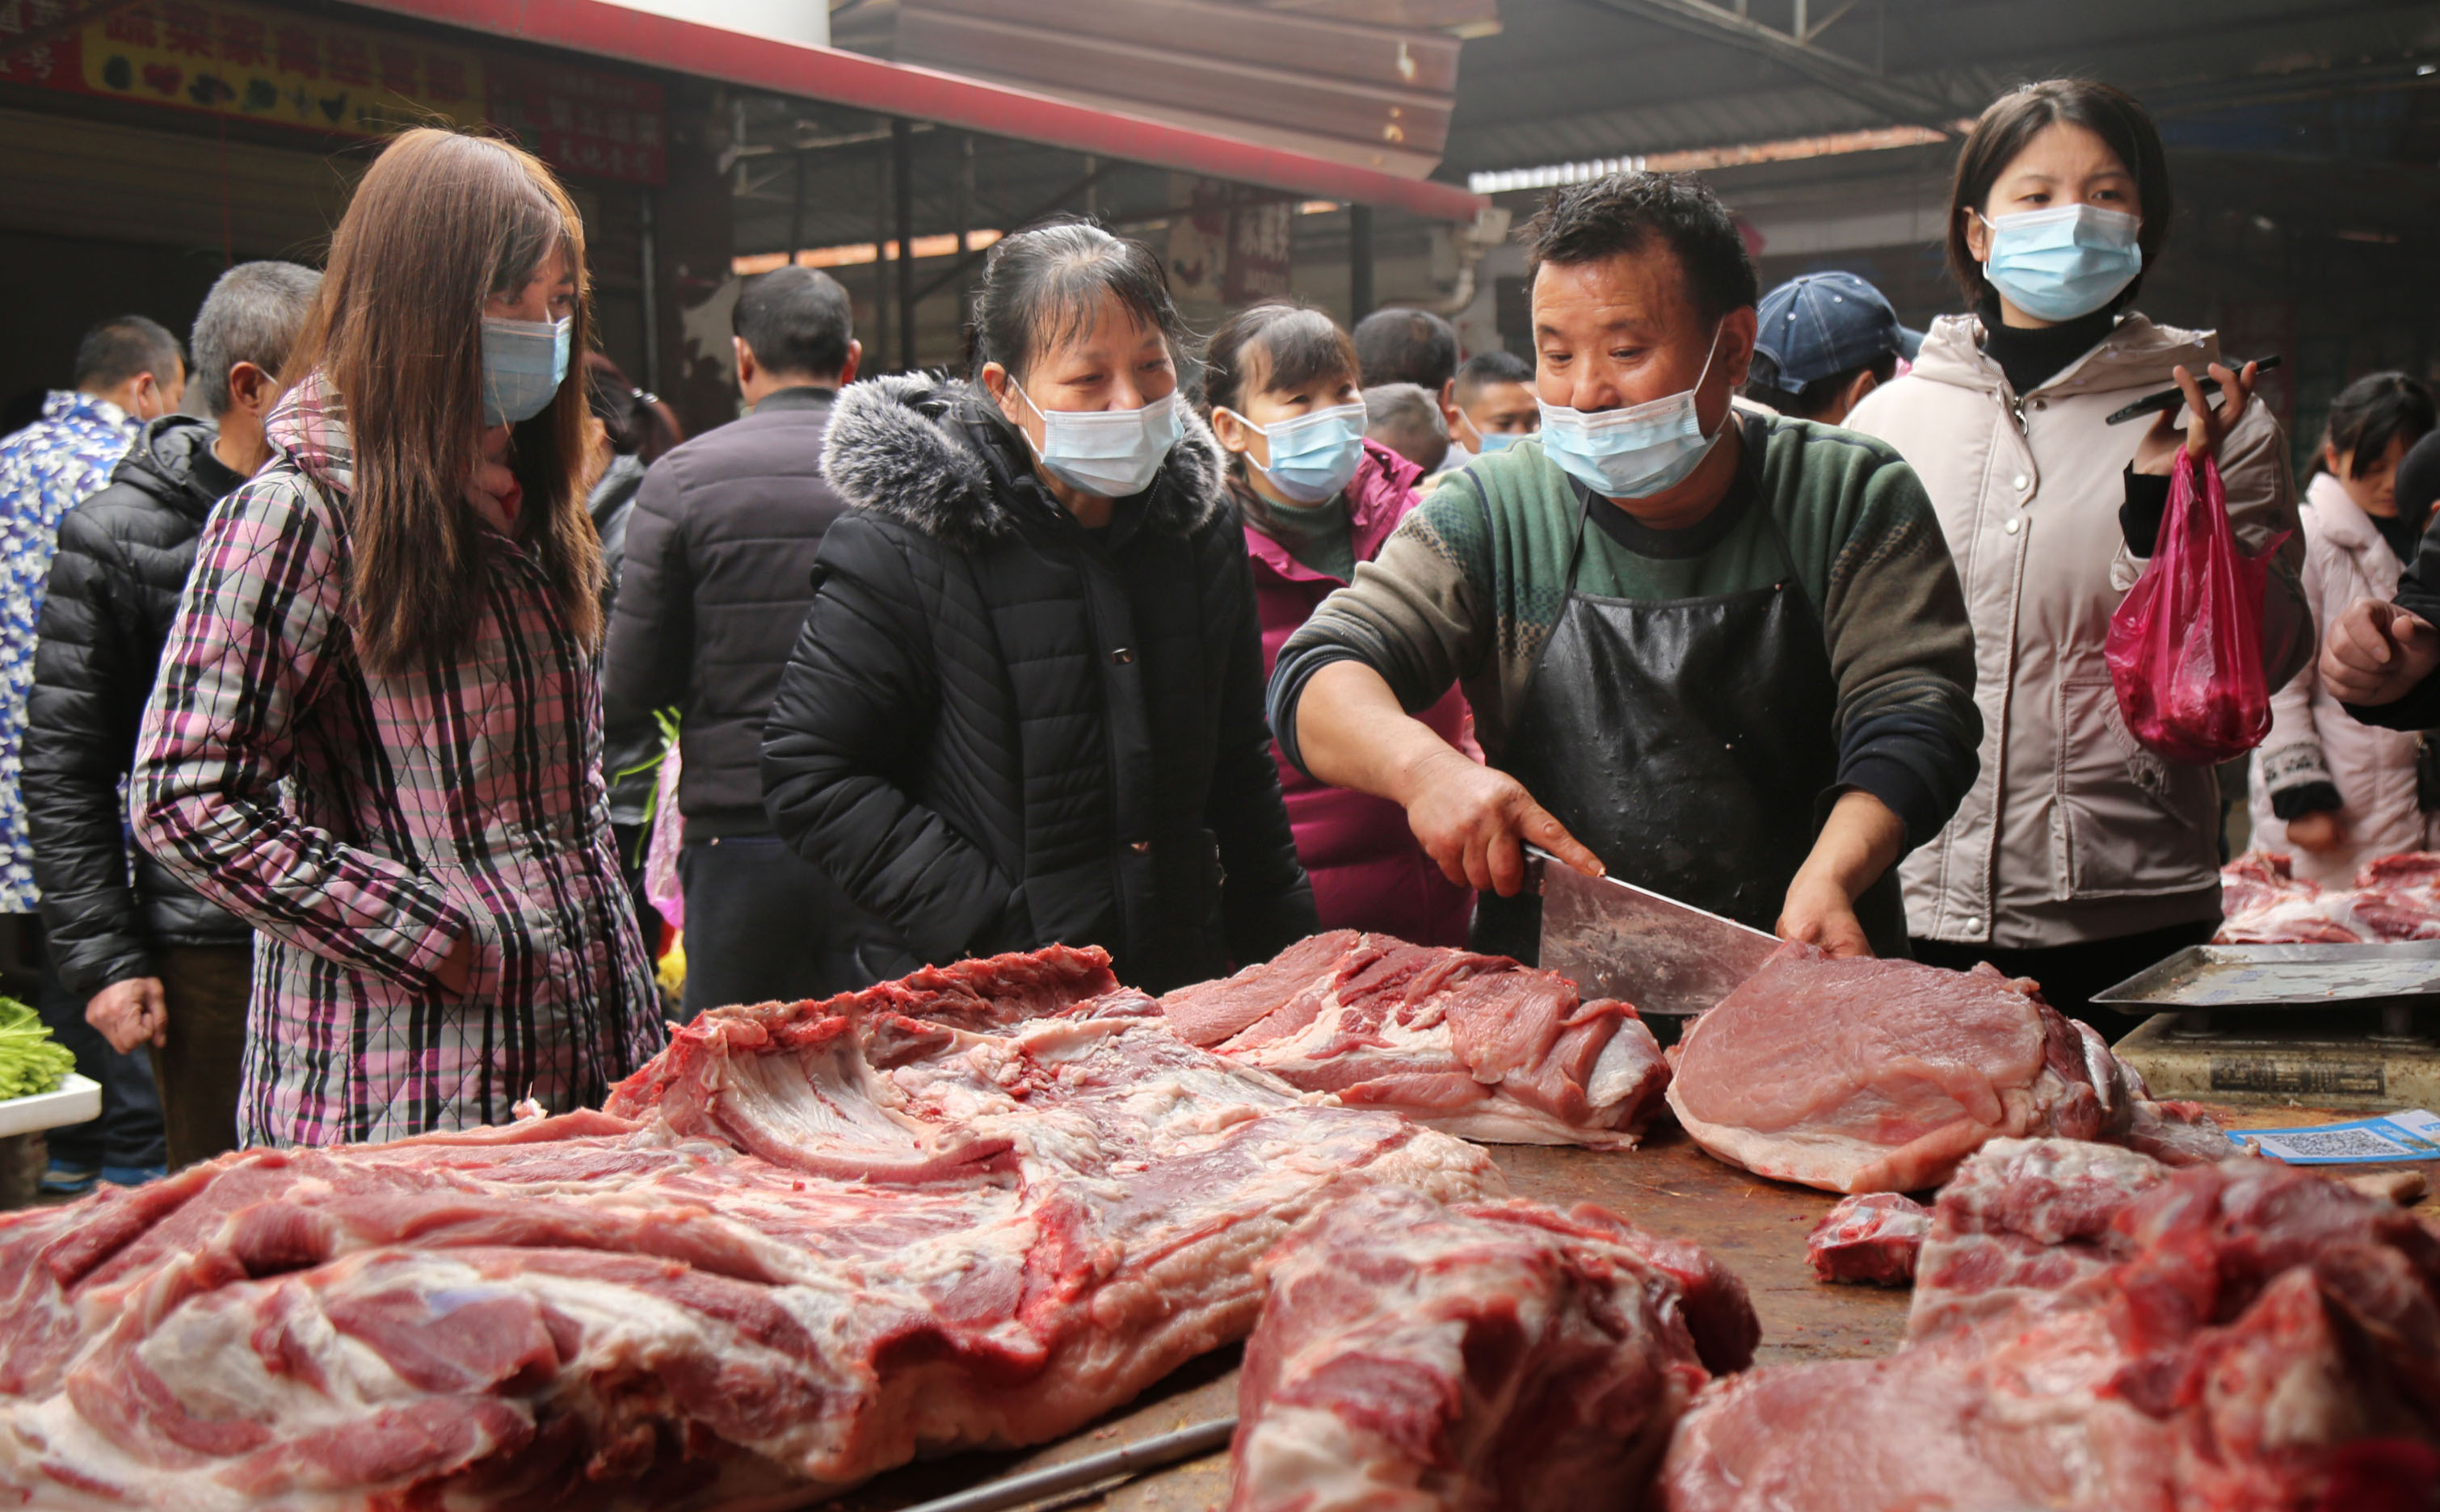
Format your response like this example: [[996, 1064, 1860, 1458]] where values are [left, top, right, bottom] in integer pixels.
[[2355, 851, 2440, 892], [1229, 1188, 1753, 1512], [1805, 1194, 1930, 1287], [0, 950, 1504, 1512], [1660, 1139, 2440, 1512], [1161, 934, 1671, 1151], [1664, 943, 2219, 1194], [2216, 851, 2440, 943], [1162, 930, 1362, 1047]]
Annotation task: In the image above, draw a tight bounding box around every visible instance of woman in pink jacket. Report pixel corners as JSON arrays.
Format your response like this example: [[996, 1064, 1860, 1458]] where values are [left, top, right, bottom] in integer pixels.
[[1202, 302, 1475, 946]]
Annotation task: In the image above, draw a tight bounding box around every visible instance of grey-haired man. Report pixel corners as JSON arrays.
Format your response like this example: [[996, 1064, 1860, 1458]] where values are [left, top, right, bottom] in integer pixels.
[[26, 260, 321, 1175]]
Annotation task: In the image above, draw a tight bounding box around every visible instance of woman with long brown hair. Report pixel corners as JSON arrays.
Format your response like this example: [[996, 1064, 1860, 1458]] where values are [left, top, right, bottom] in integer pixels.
[[132, 128, 663, 1148]]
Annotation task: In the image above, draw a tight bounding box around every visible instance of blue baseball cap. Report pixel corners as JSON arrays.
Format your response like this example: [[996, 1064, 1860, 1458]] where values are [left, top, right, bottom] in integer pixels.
[[1752, 271, 1922, 393]]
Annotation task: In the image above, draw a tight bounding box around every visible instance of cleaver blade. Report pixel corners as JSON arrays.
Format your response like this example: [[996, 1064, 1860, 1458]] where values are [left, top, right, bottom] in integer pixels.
[[1529, 847, 1783, 1016]]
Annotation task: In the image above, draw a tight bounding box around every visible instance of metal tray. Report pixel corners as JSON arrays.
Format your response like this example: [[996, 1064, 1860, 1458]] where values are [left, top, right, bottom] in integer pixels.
[[2092, 943, 2440, 1010]]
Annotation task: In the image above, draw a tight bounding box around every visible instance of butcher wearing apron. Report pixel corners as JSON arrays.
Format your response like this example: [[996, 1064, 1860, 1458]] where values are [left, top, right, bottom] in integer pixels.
[[1474, 483, 1909, 963]]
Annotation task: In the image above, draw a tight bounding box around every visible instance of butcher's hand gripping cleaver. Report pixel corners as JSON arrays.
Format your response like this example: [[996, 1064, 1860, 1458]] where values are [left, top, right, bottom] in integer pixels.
[[1527, 847, 1782, 1017]]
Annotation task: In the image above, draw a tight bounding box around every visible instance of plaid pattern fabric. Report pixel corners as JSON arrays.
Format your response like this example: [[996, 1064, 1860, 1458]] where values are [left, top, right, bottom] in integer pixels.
[[133, 376, 663, 1147], [0, 392, 138, 912]]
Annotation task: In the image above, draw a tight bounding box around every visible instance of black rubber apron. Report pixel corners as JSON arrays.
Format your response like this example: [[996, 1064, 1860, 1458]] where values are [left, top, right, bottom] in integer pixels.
[[1473, 481, 1908, 964]]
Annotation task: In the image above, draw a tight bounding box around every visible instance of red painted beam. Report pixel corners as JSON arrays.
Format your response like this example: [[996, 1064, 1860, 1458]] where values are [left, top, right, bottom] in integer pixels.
[[341, 0, 1488, 221]]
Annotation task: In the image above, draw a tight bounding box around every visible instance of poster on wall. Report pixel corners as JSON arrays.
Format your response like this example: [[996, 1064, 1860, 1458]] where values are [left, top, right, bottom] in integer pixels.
[[1167, 176, 1296, 307], [0, 0, 665, 185]]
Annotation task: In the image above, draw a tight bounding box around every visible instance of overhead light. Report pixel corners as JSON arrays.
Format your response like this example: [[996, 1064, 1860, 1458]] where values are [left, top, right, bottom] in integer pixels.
[[1466, 124, 1964, 194], [733, 229, 1004, 275], [2419, 62, 2438, 75]]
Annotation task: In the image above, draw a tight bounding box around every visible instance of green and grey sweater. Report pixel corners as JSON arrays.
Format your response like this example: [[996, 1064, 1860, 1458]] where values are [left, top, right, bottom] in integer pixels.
[[1268, 410, 1982, 846]]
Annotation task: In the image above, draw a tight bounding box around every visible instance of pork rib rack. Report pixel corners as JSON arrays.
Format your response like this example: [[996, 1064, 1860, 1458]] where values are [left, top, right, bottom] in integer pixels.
[[0, 949, 1501, 1510], [1660, 1139, 2440, 1512], [1231, 1187, 1757, 1512], [1152, 930, 1672, 1149]]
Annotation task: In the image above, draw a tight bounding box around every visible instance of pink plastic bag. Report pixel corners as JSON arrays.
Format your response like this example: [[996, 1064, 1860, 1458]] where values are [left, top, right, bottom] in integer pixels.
[[2105, 450, 2286, 766], [643, 738, 684, 930]]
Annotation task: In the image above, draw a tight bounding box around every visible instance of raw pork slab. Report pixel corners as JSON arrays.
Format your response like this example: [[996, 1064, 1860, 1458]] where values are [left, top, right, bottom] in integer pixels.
[[2215, 850, 2440, 943], [1804, 1193, 1929, 1286], [1663, 941, 2220, 1193], [0, 952, 1500, 1511], [1230, 1187, 1756, 1512], [1658, 1138, 2440, 1512], [1155, 933, 1672, 1150]]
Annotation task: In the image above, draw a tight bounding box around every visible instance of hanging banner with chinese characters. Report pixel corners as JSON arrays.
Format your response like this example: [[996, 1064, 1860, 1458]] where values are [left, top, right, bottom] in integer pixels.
[[74, 1, 485, 135], [486, 57, 666, 188], [3, 1, 666, 185]]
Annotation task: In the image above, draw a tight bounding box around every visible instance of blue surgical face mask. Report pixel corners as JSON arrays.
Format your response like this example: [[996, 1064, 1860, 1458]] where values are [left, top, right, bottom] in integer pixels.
[[1978, 204, 2143, 323], [1224, 401, 1367, 506], [1477, 430, 1523, 454], [1013, 386, 1180, 498], [1536, 324, 1727, 501], [481, 314, 572, 426]]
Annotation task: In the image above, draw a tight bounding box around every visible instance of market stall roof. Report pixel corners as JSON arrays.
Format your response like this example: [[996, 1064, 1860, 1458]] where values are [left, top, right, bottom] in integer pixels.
[[343, 0, 1488, 221], [1441, 0, 2440, 183]]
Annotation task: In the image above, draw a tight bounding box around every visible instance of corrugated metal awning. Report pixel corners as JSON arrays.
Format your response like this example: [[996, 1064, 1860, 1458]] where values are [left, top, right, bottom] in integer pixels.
[[342, 0, 1489, 221]]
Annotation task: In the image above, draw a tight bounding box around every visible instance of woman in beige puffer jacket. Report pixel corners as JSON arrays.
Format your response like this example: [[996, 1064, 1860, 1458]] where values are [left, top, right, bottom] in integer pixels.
[[1845, 80, 2310, 1022], [2248, 376, 2439, 884]]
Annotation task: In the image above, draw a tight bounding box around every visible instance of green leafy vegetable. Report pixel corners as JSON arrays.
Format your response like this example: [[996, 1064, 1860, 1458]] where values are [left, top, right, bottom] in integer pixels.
[[0, 996, 74, 1102]]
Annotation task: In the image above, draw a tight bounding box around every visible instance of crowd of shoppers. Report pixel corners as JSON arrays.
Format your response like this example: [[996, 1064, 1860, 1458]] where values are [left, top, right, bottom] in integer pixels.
[[28, 262, 319, 1178], [5, 69, 2434, 1163], [0, 316, 184, 1190]]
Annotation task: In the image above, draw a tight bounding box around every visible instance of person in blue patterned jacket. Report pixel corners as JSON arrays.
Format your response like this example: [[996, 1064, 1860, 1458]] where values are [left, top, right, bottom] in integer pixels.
[[0, 314, 184, 1191]]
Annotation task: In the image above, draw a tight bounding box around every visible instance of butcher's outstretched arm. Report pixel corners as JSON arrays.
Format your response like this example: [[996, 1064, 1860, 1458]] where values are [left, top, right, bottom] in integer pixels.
[[1292, 659, 1601, 900], [1779, 790, 1907, 958]]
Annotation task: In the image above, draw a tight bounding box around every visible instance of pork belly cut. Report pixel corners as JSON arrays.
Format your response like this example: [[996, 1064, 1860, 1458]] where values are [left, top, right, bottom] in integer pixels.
[[1658, 1138, 2440, 1512], [1158, 933, 1671, 1150], [0, 951, 1501, 1511], [1805, 1193, 1931, 1286], [1664, 942, 2221, 1192], [2215, 850, 2440, 943], [1231, 1187, 1755, 1512]]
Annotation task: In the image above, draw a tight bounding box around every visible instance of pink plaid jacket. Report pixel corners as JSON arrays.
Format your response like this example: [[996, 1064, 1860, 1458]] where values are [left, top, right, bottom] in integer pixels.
[[133, 376, 663, 1147]]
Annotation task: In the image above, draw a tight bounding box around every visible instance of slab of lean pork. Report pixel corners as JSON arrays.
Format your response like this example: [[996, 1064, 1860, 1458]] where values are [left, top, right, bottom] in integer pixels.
[[0, 948, 1502, 1512], [1658, 1137, 2440, 1512], [1663, 941, 2223, 1193], [1804, 1193, 1930, 1286], [1229, 1186, 1756, 1512], [1152, 930, 1672, 1150]]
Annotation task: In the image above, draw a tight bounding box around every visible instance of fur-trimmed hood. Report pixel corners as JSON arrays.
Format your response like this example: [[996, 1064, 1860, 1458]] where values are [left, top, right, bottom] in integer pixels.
[[819, 372, 1229, 552]]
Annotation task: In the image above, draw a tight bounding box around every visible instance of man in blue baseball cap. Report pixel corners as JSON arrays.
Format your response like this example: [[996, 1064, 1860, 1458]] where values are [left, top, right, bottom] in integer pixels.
[[1744, 271, 1923, 426]]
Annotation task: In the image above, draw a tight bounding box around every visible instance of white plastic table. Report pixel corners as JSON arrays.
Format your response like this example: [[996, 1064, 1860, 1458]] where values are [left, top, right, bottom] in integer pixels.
[[0, 1073, 100, 1140]]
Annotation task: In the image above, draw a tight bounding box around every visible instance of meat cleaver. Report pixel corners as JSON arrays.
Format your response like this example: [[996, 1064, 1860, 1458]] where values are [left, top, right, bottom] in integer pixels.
[[1528, 847, 1782, 1017]]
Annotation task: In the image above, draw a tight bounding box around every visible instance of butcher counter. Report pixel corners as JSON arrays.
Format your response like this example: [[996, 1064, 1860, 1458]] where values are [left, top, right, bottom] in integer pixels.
[[835, 1100, 2437, 1512]]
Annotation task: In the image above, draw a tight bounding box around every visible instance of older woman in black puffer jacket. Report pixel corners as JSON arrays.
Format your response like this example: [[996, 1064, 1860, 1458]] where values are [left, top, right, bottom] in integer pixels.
[[759, 220, 1317, 992]]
